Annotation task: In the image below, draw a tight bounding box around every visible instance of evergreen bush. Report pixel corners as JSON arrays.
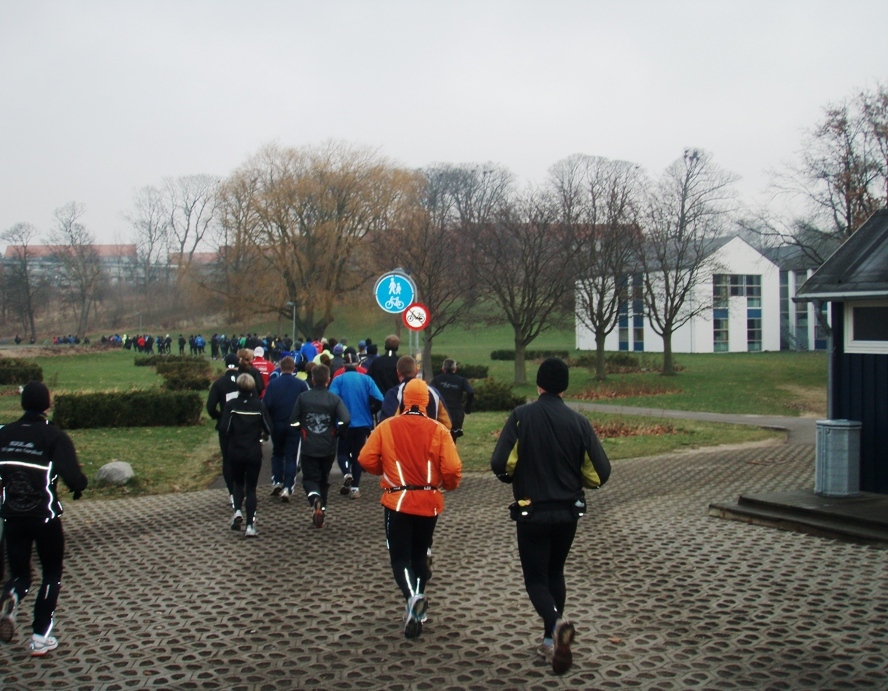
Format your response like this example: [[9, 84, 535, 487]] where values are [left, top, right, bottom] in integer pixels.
[[471, 378, 527, 412], [0, 358, 43, 384], [429, 355, 488, 380], [154, 360, 213, 391], [52, 390, 203, 429]]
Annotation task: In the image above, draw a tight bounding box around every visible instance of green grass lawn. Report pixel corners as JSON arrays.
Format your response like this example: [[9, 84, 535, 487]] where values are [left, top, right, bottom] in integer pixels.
[[0, 311, 824, 498]]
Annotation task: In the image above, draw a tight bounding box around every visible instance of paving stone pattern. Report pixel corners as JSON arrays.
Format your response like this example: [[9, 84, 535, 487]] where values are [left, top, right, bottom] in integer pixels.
[[2, 443, 887, 689]]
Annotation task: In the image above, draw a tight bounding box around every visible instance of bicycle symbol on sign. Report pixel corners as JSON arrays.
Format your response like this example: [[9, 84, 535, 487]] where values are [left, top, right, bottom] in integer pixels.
[[384, 296, 405, 311]]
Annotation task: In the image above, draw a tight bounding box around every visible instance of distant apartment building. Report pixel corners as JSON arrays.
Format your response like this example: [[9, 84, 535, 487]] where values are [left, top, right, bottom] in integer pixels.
[[2, 244, 139, 284]]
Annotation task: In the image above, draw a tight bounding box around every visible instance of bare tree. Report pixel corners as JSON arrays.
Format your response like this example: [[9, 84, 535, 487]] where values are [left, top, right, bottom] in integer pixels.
[[369, 164, 503, 378], [474, 187, 573, 385], [0, 222, 48, 341], [551, 154, 644, 379], [216, 142, 410, 338], [773, 82, 888, 249], [126, 185, 170, 287], [164, 174, 219, 282], [639, 149, 738, 375], [49, 202, 105, 339]]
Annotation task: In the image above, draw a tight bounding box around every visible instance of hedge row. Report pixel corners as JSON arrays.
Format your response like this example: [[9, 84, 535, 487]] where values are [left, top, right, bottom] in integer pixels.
[[428, 355, 488, 379], [490, 349, 570, 361], [153, 360, 214, 391], [0, 358, 43, 384], [155, 360, 211, 377], [53, 390, 203, 429], [472, 378, 527, 412]]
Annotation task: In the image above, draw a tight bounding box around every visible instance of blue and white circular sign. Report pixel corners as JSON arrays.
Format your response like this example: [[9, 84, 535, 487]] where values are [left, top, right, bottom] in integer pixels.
[[374, 271, 416, 314]]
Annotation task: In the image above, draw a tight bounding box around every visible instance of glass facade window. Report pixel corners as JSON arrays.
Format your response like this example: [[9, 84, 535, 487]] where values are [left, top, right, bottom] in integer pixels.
[[713, 274, 762, 352], [747, 318, 762, 351], [714, 318, 729, 352], [618, 298, 629, 351], [713, 274, 728, 308]]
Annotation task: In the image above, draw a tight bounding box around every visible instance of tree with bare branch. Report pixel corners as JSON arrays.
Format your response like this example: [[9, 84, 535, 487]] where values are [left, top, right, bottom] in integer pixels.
[[474, 187, 573, 385], [551, 154, 644, 379], [0, 222, 49, 341], [164, 174, 219, 283], [369, 164, 508, 378], [49, 202, 105, 339], [126, 185, 170, 287], [638, 149, 738, 375], [215, 142, 409, 338]]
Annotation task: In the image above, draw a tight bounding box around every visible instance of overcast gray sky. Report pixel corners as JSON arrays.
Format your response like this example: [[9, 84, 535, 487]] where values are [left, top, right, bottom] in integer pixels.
[[1, 0, 886, 244]]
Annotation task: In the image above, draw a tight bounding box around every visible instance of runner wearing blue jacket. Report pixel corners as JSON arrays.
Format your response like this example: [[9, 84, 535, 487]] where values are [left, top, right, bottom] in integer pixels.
[[262, 356, 308, 501], [329, 353, 384, 498]]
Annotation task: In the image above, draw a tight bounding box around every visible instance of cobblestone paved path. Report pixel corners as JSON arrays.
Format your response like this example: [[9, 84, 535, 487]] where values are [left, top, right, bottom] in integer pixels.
[[2, 442, 887, 689]]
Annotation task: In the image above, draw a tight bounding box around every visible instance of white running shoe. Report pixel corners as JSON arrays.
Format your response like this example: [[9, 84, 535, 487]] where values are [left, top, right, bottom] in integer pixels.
[[245, 524, 258, 537], [281, 488, 291, 502], [230, 510, 243, 530], [29, 633, 59, 657], [404, 594, 427, 639]]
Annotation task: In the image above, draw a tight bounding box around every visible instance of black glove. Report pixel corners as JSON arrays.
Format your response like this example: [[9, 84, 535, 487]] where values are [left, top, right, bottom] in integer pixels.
[[72, 491, 83, 500], [494, 472, 513, 484]]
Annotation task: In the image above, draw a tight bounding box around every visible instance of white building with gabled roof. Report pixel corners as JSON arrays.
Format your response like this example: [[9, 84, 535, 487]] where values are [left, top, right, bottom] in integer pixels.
[[576, 235, 782, 354]]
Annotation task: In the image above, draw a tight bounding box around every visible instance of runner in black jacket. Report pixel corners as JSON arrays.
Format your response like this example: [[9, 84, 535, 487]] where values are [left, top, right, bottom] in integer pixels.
[[0, 382, 88, 657], [431, 359, 474, 441], [206, 353, 241, 506], [221, 374, 272, 537], [490, 358, 611, 675]]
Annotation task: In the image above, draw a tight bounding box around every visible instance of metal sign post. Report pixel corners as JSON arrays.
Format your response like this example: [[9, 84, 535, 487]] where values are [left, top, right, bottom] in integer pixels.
[[402, 302, 430, 377]]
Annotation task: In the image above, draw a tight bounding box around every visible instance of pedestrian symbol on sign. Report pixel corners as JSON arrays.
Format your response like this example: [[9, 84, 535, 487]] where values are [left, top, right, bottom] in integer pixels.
[[374, 271, 416, 314]]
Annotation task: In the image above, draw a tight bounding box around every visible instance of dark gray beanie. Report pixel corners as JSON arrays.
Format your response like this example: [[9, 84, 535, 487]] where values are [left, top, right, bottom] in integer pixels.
[[21, 381, 51, 412], [536, 358, 569, 394]]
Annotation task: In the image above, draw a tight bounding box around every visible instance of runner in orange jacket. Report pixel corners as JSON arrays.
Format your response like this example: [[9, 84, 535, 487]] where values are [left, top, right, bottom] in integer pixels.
[[358, 378, 461, 639]]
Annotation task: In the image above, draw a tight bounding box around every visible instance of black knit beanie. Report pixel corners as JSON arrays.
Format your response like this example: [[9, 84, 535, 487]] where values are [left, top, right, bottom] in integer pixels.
[[21, 381, 51, 412], [536, 358, 569, 394]]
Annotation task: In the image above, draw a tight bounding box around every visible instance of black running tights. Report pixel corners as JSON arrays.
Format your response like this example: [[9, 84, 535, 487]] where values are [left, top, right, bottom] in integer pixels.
[[3, 516, 65, 637], [516, 520, 578, 639]]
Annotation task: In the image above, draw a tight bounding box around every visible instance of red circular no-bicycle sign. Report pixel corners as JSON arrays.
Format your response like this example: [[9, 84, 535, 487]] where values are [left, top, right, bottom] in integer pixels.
[[402, 302, 430, 331]]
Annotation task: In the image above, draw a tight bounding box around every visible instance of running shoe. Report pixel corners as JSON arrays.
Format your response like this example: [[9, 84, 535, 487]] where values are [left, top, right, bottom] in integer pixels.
[[339, 473, 353, 495], [552, 619, 576, 674], [230, 510, 243, 531], [312, 497, 325, 528], [404, 594, 427, 639], [280, 488, 291, 502], [29, 633, 59, 657], [270, 483, 283, 496], [244, 524, 258, 537], [0, 591, 18, 643], [350, 487, 361, 499]]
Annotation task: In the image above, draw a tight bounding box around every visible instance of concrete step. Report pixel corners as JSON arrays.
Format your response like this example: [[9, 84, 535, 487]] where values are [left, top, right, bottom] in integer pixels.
[[708, 489, 888, 549]]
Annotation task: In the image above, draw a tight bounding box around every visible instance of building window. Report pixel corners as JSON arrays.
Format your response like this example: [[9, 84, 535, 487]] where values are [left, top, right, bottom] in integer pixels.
[[713, 308, 729, 352], [845, 301, 888, 353], [618, 299, 629, 351], [747, 315, 762, 352], [633, 314, 644, 352], [713, 274, 762, 352], [713, 274, 728, 309]]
